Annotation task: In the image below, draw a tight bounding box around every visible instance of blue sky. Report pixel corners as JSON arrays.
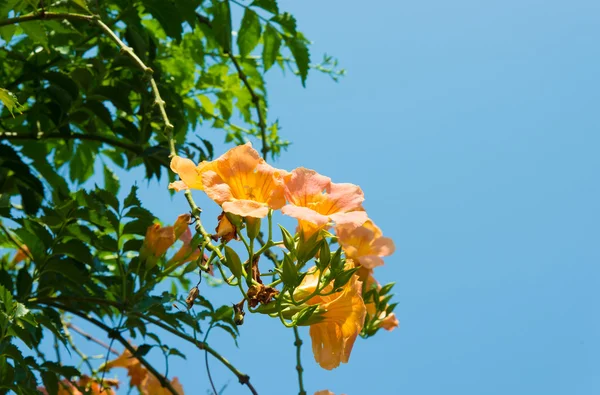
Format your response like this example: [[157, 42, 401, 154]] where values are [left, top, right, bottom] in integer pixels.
[[36, 0, 600, 394]]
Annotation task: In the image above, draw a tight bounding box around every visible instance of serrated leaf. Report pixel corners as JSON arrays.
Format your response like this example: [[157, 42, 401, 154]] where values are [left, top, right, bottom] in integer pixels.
[[212, 305, 233, 323], [53, 239, 93, 265], [0, 88, 22, 116], [262, 24, 280, 71], [250, 0, 278, 14], [103, 165, 120, 195], [41, 371, 59, 395], [124, 185, 141, 208], [212, 0, 232, 52], [237, 8, 261, 57], [284, 36, 310, 86]]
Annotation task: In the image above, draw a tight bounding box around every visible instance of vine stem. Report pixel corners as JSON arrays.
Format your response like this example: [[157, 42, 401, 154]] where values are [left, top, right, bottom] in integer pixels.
[[42, 302, 181, 395], [67, 323, 119, 355], [293, 327, 307, 395], [36, 298, 258, 395], [62, 320, 95, 375]]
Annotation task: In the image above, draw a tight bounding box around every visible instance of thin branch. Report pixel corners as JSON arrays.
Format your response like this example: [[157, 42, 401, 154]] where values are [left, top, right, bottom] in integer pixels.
[[36, 298, 258, 394], [0, 11, 94, 28], [227, 52, 269, 160], [293, 327, 307, 395], [194, 12, 269, 160], [62, 320, 95, 375], [67, 323, 119, 355], [43, 302, 180, 395], [135, 314, 258, 395]]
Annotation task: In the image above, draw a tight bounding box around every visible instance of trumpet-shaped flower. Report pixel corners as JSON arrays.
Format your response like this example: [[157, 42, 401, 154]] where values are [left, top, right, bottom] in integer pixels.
[[294, 266, 366, 370], [282, 168, 368, 237], [140, 374, 184, 395], [314, 391, 347, 395], [103, 349, 148, 388], [39, 376, 119, 395], [336, 220, 395, 269], [170, 143, 286, 218], [140, 214, 190, 262]]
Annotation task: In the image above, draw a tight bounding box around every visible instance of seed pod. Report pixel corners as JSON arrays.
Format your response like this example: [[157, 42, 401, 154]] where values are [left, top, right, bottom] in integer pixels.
[[186, 286, 200, 310]]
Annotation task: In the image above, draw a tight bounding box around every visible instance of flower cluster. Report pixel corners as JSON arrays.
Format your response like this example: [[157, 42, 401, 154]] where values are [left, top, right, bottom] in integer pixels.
[[168, 142, 397, 375]]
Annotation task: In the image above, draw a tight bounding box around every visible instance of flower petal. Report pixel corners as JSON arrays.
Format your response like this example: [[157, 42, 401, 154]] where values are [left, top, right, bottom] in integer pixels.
[[168, 181, 189, 192], [222, 200, 269, 218], [170, 156, 204, 190], [329, 210, 368, 228], [282, 204, 330, 227], [321, 182, 365, 215], [358, 255, 385, 269], [371, 236, 395, 257], [283, 167, 331, 206], [202, 171, 234, 206]]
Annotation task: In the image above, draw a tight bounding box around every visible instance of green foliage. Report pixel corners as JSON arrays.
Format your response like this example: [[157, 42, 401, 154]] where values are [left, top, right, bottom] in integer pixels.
[[0, 1, 386, 394]]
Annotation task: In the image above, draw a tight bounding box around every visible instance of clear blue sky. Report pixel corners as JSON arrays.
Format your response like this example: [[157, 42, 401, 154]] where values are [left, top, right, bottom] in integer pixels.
[[44, 0, 600, 394]]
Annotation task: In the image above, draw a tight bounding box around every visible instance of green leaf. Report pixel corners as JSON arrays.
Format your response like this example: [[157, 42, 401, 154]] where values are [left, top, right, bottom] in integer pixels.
[[143, 0, 184, 40], [223, 246, 242, 278], [44, 71, 80, 100], [168, 347, 187, 359], [279, 224, 295, 254], [0, 88, 22, 116], [318, 241, 331, 270], [271, 12, 297, 34], [262, 24, 281, 71], [333, 267, 359, 290], [16, 269, 32, 299], [212, 0, 232, 52], [0, 24, 16, 42], [71, 0, 90, 12], [237, 8, 261, 57], [281, 253, 298, 288], [292, 304, 318, 325], [212, 305, 234, 323], [69, 143, 96, 184], [53, 239, 93, 265], [103, 165, 120, 195], [20, 21, 48, 47], [379, 282, 395, 296], [83, 100, 113, 127], [124, 185, 142, 208], [296, 231, 321, 264], [250, 0, 278, 14], [132, 344, 153, 358], [40, 371, 59, 395], [284, 36, 310, 86]]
